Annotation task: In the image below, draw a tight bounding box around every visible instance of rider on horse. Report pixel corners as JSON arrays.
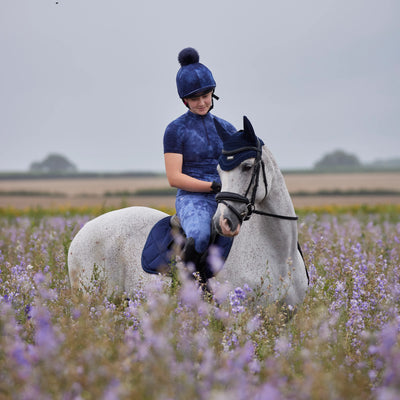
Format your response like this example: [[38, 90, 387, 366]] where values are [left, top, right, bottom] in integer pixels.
[[163, 47, 236, 281]]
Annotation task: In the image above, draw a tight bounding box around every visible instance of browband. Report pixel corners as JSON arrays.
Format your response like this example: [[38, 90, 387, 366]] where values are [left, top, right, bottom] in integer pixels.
[[222, 146, 261, 156]]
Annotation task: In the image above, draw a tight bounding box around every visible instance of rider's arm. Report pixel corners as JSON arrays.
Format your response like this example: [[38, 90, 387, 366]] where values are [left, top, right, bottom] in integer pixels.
[[164, 153, 213, 193]]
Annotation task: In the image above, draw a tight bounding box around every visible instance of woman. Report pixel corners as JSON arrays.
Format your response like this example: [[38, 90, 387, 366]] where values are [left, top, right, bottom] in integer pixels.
[[163, 47, 236, 276]]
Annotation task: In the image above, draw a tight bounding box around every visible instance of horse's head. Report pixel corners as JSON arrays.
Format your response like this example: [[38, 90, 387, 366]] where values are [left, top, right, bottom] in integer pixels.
[[213, 116, 268, 237]]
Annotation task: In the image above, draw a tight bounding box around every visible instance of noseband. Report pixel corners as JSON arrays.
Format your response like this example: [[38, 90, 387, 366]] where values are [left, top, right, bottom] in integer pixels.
[[216, 140, 298, 223]]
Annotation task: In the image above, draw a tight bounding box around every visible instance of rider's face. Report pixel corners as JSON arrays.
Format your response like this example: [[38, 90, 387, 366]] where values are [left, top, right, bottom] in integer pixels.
[[185, 91, 213, 116]]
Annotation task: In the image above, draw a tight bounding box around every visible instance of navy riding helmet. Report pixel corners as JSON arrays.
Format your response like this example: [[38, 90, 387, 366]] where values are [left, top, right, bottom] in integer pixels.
[[176, 47, 216, 99]]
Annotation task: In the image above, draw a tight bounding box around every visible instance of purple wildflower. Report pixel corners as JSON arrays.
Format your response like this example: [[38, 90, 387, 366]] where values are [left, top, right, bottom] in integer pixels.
[[179, 279, 202, 307], [30, 303, 61, 358]]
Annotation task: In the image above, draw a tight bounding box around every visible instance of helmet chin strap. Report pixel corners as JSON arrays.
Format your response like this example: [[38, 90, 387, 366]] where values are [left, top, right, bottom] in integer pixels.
[[182, 90, 219, 113], [209, 90, 219, 111], [209, 91, 219, 112]]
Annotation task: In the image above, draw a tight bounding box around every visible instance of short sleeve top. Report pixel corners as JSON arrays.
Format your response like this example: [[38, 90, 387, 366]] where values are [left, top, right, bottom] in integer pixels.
[[164, 111, 236, 191]]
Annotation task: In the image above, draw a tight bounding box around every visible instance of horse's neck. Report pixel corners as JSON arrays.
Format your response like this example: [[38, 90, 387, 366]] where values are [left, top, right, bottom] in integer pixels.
[[262, 149, 296, 218], [223, 151, 300, 289]]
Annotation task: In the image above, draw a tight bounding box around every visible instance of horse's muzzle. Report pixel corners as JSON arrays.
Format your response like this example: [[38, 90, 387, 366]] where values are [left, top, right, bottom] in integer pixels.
[[213, 208, 242, 237]]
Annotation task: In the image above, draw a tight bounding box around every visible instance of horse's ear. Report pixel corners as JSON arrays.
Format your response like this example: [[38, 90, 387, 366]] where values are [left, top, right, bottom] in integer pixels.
[[214, 118, 231, 142], [243, 116, 257, 144]]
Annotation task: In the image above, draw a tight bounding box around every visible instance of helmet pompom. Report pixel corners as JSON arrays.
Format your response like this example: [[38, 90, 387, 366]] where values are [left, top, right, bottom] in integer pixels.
[[178, 47, 200, 66]]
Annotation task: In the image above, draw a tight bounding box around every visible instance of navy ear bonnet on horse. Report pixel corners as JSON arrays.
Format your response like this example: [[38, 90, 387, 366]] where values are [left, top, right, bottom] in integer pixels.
[[176, 48, 216, 98], [214, 116, 264, 171]]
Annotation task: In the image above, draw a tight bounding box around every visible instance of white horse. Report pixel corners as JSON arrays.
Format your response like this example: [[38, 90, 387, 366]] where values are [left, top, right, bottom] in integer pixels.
[[68, 116, 308, 306]]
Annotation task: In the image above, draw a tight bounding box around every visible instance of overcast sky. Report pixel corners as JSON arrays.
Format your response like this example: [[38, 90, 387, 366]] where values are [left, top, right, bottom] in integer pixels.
[[1, 0, 399, 172]]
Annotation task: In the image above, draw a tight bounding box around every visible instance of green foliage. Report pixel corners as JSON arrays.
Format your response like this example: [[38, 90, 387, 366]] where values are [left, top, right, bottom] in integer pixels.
[[314, 149, 361, 171], [0, 190, 66, 197], [293, 189, 400, 196], [104, 187, 177, 197], [29, 153, 78, 173]]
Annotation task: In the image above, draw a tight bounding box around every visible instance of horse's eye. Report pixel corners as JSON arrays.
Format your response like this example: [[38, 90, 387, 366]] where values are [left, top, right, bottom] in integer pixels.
[[241, 163, 253, 172]]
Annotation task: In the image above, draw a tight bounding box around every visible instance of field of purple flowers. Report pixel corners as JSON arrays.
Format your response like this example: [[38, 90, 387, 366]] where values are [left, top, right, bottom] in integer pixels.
[[0, 206, 399, 399]]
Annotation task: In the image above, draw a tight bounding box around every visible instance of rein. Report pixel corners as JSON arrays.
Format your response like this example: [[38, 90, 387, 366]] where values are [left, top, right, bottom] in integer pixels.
[[216, 140, 298, 223]]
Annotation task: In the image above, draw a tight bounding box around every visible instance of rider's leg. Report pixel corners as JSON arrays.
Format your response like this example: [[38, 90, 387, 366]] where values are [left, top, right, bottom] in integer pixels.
[[176, 194, 217, 283], [175, 194, 216, 254]]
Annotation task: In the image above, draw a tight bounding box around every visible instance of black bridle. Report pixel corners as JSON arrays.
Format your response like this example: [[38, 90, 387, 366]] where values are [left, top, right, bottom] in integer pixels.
[[216, 139, 298, 224]]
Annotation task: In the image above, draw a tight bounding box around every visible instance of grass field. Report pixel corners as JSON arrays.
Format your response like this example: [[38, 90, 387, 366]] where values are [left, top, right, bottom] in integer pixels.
[[0, 172, 399, 209], [0, 205, 399, 398]]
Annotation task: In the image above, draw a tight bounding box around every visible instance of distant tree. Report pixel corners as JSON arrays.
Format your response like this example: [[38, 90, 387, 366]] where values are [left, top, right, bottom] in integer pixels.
[[29, 153, 78, 173], [314, 149, 361, 170], [368, 157, 400, 169]]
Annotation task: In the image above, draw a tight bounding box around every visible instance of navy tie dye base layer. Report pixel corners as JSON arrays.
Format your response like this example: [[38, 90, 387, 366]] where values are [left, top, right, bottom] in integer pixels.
[[164, 111, 236, 253]]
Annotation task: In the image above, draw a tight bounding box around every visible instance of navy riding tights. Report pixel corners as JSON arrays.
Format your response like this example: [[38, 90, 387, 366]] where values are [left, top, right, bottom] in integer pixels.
[[175, 193, 217, 254]]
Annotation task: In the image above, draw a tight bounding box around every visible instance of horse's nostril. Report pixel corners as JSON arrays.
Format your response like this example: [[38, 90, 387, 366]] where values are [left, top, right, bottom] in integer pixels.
[[225, 217, 233, 231]]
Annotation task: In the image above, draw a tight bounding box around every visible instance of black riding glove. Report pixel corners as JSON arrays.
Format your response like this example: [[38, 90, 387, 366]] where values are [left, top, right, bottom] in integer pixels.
[[211, 181, 221, 194]]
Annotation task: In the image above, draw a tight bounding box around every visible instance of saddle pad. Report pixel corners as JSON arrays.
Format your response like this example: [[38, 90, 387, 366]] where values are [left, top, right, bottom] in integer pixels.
[[141, 216, 234, 276], [141, 216, 175, 274]]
